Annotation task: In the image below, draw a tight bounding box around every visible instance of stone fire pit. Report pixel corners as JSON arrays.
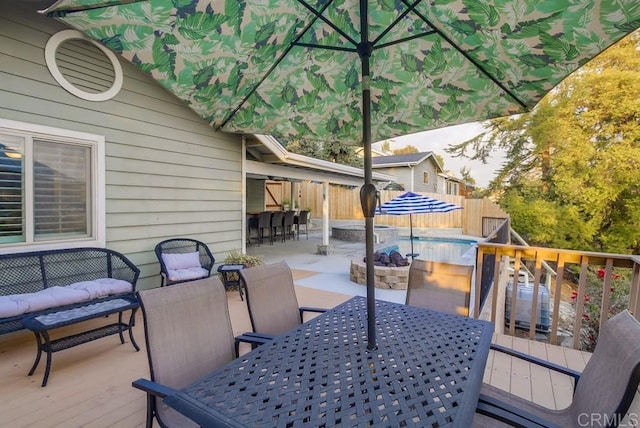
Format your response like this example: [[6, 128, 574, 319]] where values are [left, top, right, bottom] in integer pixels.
[[350, 259, 409, 289]]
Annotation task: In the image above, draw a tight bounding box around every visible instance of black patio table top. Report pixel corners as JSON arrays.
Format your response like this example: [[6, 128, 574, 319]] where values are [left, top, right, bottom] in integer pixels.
[[164, 296, 494, 427]]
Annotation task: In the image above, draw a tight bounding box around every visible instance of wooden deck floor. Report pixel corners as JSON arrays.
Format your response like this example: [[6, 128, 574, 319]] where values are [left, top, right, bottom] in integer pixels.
[[1, 278, 638, 427]]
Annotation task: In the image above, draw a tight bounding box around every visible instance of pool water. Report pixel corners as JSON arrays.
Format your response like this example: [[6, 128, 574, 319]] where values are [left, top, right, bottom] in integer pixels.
[[382, 236, 477, 263]]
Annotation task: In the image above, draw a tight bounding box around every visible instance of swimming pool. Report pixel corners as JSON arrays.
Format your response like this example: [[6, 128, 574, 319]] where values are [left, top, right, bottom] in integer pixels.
[[381, 236, 477, 263]]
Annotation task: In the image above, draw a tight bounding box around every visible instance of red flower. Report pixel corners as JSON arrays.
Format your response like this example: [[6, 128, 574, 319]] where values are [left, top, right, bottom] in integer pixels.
[[598, 268, 620, 280]]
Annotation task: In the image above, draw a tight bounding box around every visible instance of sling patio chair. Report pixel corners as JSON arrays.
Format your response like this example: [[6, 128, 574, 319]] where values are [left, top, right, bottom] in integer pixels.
[[474, 310, 640, 427], [132, 277, 266, 428], [239, 260, 327, 338], [405, 259, 474, 316], [154, 238, 215, 286]]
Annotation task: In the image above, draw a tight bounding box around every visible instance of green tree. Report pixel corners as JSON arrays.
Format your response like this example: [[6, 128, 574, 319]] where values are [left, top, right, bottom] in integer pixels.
[[447, 30, 640, 253], [393, 145, 419, 155], [380, 140, 392, 154], [282, 139, 362, 167], [459, 166, 476, 185], [320, 140, 362, 167], [282, 139, 322, 158]]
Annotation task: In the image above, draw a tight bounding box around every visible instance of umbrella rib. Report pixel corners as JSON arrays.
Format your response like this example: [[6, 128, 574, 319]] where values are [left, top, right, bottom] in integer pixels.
[[219, 0, 342, 131], [43, 0, 147, 16], [297, 0, 359, 47], [375, 31, 437, 50], [399, 0, 528, 110], [294, 42, 356, 53], [371, 0, 425, 47]]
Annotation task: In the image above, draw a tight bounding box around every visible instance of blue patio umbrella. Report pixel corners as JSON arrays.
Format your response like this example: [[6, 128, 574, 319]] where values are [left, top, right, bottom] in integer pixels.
[[376, 192, 463, 258]]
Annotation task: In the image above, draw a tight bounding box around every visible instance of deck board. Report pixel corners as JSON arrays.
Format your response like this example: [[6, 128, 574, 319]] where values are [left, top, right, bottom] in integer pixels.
[[0, 285, 638, 427]]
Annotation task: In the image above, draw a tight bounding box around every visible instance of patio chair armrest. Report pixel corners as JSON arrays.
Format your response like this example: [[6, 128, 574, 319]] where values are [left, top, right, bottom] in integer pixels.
[[490, 344, 581, 383], [477, 394, 562, 428], [241, 331, 277, 340], [234, 333, 274, 356], [299, 307, 327, 318], [132, 378, 176, 399]]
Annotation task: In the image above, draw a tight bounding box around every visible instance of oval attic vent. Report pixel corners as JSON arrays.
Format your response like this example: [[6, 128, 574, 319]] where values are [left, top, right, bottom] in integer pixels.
[[45, 29, 123, 102]]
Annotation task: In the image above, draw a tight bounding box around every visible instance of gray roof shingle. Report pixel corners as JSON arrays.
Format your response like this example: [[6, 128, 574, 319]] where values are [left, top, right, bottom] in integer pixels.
[[372, 151, 434, 166]]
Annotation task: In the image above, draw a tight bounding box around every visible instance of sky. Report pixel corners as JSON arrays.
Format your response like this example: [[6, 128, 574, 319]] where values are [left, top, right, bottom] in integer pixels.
[[373, 122, 506, 187]]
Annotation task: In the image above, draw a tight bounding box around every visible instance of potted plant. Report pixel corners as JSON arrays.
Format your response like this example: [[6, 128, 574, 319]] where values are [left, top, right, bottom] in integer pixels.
[[223, 250, 264, 268], [218, 251, 265, 294], [282, 198, 291, 211]]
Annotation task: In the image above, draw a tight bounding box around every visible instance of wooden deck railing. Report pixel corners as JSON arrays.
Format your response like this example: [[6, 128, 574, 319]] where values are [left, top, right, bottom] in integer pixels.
[[474, 241, 640, 350]]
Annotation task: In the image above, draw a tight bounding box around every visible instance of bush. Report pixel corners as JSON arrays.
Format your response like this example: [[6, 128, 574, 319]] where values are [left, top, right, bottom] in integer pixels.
[[223, 250, 264, 267], [570, 267, 630, 351]]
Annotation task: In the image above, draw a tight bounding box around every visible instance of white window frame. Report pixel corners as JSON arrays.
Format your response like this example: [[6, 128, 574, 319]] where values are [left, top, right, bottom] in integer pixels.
[[423, 172, 429, 185], [447, 181, 459, 195], [0, 118, 105, 254]]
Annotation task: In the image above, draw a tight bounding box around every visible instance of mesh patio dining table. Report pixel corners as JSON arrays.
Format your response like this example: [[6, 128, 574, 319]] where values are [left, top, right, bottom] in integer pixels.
[[164, 296, 494, 427]]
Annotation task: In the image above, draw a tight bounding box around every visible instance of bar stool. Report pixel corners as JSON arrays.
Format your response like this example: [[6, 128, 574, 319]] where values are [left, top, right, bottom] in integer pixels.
[[257, 211, 272, 245], [295, 210, 309, 240], [283, 211, 296, 240], [271, 211, 285, 243]]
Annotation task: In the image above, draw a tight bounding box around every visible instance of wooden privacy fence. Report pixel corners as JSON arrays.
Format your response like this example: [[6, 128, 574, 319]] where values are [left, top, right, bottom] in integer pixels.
[[297, 184, 507, 237]]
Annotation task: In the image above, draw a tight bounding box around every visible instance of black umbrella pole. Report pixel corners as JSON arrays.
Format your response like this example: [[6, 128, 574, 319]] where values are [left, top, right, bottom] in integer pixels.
[[358, 0, 376, 351]]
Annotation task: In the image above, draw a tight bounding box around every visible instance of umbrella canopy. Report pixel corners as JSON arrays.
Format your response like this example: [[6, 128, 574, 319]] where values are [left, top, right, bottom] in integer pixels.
[[43, 0, 640, 350], [376, 192, 463, 257]]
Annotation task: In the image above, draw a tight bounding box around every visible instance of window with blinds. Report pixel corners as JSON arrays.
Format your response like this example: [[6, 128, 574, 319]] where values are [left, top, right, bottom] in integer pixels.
[[0, 134, 25, 244], [33, 140, 90, 240], [0, 119, 103, 249]]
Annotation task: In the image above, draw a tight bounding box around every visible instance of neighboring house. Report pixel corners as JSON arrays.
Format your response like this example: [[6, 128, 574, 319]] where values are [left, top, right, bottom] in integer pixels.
[[0, 2, 395, 289], [372, 152, 444, 193], [439, 171, 476, 197], [372, 152, 473, 195]]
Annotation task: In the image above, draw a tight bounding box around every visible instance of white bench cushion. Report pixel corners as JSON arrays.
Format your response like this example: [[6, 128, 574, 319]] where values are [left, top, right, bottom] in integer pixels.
[[167, 267, 209, 282], [0, 279, 133, 319], [69, 278, 132, 299]]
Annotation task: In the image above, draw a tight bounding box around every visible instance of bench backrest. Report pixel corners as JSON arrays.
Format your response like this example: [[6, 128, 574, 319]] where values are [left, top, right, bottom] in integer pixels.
[[0, 247, 140, 296]]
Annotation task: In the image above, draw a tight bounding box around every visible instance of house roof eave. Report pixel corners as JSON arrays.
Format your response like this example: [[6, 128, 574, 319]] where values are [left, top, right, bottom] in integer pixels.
[[253, 134, 396, 183]]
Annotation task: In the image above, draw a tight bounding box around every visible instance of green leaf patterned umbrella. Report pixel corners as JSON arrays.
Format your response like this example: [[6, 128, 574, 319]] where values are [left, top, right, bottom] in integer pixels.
[[44, 0, 640, 349]]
